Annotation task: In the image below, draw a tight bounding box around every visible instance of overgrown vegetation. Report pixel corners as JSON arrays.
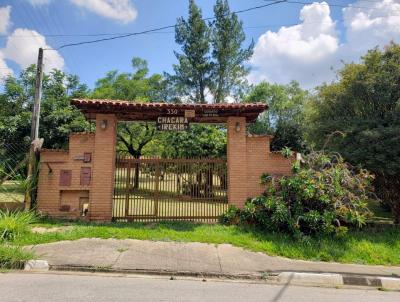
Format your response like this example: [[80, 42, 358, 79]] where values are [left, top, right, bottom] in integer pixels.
[[307, 43, 400, 223], [220, 151, 376, 238], [0, 210, 37, 241], [0, 245, 34, 270], [0, 210, 37, 269], [13, 219, 400, 266]]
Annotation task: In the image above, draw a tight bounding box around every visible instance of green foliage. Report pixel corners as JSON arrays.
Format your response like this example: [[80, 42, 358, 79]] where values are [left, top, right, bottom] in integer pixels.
[[0, 245, 34, 269], [92, 57, 165, 158], [307, 43, 400, 223], [0, 66, 89, 149], [210, 0, 253, 102], [271, 120, 307, 152], [171, 0, 253, 103], [280, 147, 293, 159], [0, 210, 37, 241], [218, 205, 240, 225], [92, 58, 165, 102], [221, 151, 375, 238], [260, 173, 272, 185], [246, 81, 309, 152], [172, 0, 212, 103], [162, 125, 226, 158]]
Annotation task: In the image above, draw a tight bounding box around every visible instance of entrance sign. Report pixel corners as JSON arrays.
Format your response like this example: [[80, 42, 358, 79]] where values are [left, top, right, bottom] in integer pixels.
[[156, 116, 189, 131], [185, 110, 196, 118], [202, 109, 219, 117]]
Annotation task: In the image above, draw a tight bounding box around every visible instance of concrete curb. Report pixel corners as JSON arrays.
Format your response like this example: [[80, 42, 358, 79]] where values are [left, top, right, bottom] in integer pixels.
[[277, 272, 400, 290], [49, 264, 261, 280], [46, 264, 400, 290], [24, 260, 49, 272]]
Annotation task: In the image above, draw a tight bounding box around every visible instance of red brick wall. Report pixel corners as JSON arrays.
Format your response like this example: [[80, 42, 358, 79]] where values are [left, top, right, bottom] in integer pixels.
[[89, 114, 117, 221], [246, 135, 269, 198], [227, 133, 295, 208], [227, 117, 248, 208], [245, 135, 295, 201], [37, 132, 95, 218], [37, 114, 295, 221]]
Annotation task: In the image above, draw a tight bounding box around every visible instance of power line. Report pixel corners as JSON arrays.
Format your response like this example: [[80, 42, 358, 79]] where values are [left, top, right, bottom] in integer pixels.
[[3, 0, 398, 40], [265, 0, 400, 11], [49, 0, 287, 50]]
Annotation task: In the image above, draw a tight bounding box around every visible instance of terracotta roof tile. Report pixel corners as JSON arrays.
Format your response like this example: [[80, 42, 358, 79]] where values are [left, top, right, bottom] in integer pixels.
[[71, 99, 267, 122], [71, 99, 267, 110]]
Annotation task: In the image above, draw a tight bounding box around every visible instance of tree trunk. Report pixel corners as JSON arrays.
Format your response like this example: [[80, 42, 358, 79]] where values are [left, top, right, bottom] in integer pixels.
[[133, 155, 140, 191]]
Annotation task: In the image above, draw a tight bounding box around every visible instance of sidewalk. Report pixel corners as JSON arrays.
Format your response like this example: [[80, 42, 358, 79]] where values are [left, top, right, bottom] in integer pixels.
[[26, 238, 400, 278]]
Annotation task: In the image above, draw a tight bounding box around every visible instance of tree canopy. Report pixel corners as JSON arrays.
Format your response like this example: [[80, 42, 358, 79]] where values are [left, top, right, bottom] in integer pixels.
[[172, 0, 211, 103], [0, 65, 89, 149], [171, 0, 253, 103], [92, 57, 166, 158], [210, 0, 253, 103], [246, 81, 309, 152], [307, 43, 400, 222]]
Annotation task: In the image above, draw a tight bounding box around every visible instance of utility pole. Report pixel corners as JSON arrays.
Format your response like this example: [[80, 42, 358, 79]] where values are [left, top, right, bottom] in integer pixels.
[[25, 48, 44, 210]]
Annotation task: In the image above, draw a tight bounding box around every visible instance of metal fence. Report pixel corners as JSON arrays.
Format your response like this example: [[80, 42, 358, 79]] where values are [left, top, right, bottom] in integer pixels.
[[113, 155, 228, 222], [0, 140, 30, 206]]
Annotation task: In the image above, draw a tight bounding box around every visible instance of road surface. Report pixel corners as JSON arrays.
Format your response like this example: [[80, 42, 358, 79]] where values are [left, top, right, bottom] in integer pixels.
[[1, 272, 399, 302]]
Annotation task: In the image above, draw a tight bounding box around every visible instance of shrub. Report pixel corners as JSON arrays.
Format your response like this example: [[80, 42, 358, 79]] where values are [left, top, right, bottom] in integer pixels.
[[220, 151, 375, 237], [0, 245, 34, 269], [219, 205, 241, 225], [0, 210, 37, 241]]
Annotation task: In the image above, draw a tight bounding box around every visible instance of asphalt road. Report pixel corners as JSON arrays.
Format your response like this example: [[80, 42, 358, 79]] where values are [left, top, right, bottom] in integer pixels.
[[1, 272, 399, 302]]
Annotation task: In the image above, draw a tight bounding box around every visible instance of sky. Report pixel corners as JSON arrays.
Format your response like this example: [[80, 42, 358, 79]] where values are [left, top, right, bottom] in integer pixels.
[[0, 0, 399, 90]]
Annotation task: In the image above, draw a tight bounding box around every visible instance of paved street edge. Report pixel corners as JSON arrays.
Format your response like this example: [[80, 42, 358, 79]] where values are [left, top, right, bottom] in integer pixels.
[[23, 260, 400, 290]]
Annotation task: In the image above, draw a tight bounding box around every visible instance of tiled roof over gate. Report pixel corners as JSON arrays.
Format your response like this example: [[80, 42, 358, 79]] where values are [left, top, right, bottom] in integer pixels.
[[71, 99, 267, 122]]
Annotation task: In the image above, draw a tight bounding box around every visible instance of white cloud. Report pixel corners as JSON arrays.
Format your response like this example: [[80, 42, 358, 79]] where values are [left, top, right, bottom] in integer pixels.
[[0, 6, 11, 34], [71, 0, 138, 23], [2, 28, 64, 72], [249, 0, 400, 88], [343, 0, 400, 54], [0, 52, 13, 80], [249, 2, 338, 88]]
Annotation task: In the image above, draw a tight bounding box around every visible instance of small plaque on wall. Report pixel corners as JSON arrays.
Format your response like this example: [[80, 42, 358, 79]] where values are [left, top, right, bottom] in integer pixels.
[[80, 167, 91, 186], [83, 153, 92, 163], [59, 170, 72, 186]]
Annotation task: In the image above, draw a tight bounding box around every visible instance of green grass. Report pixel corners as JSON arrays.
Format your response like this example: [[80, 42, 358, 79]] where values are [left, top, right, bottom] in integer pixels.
[[367, 199, 393, 221], [0, 245, 35, 270], [0, 181, 25, 203], [12, 219, 400, 266]]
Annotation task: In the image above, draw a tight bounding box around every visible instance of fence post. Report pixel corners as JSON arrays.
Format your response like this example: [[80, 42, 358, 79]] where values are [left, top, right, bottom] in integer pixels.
[[125, 159, 131, 217], [154, 161, 160, 216]]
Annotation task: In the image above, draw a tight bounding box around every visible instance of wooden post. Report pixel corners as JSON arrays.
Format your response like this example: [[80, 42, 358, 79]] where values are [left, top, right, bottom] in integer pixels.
[[25, 48, 44, 210], [125, 160, 131, 217], [154, 161, 160, 216]]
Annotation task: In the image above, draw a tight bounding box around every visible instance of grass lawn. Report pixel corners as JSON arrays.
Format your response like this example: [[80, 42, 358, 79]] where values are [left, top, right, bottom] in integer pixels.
[[0, 181, 25, 203], [12, 219, 400, 266]]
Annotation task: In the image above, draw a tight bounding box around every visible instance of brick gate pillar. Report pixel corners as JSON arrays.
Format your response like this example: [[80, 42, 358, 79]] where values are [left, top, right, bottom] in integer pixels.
[[227, 116, 247, 208], [90, 114, 117, 221]]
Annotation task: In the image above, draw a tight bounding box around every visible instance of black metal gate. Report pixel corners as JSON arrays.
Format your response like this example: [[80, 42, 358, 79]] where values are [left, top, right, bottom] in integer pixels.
[[112, 154, 228, 222]]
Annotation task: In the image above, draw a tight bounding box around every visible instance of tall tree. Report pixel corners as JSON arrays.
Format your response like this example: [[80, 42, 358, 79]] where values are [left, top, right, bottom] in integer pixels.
[[173, 0, 212, 103], [0, 65, 89, 149], [246, 81, 309, 151], [92, 57, 165, 189], [307, 43, 400, 223], [210, 0, 254, 103]]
